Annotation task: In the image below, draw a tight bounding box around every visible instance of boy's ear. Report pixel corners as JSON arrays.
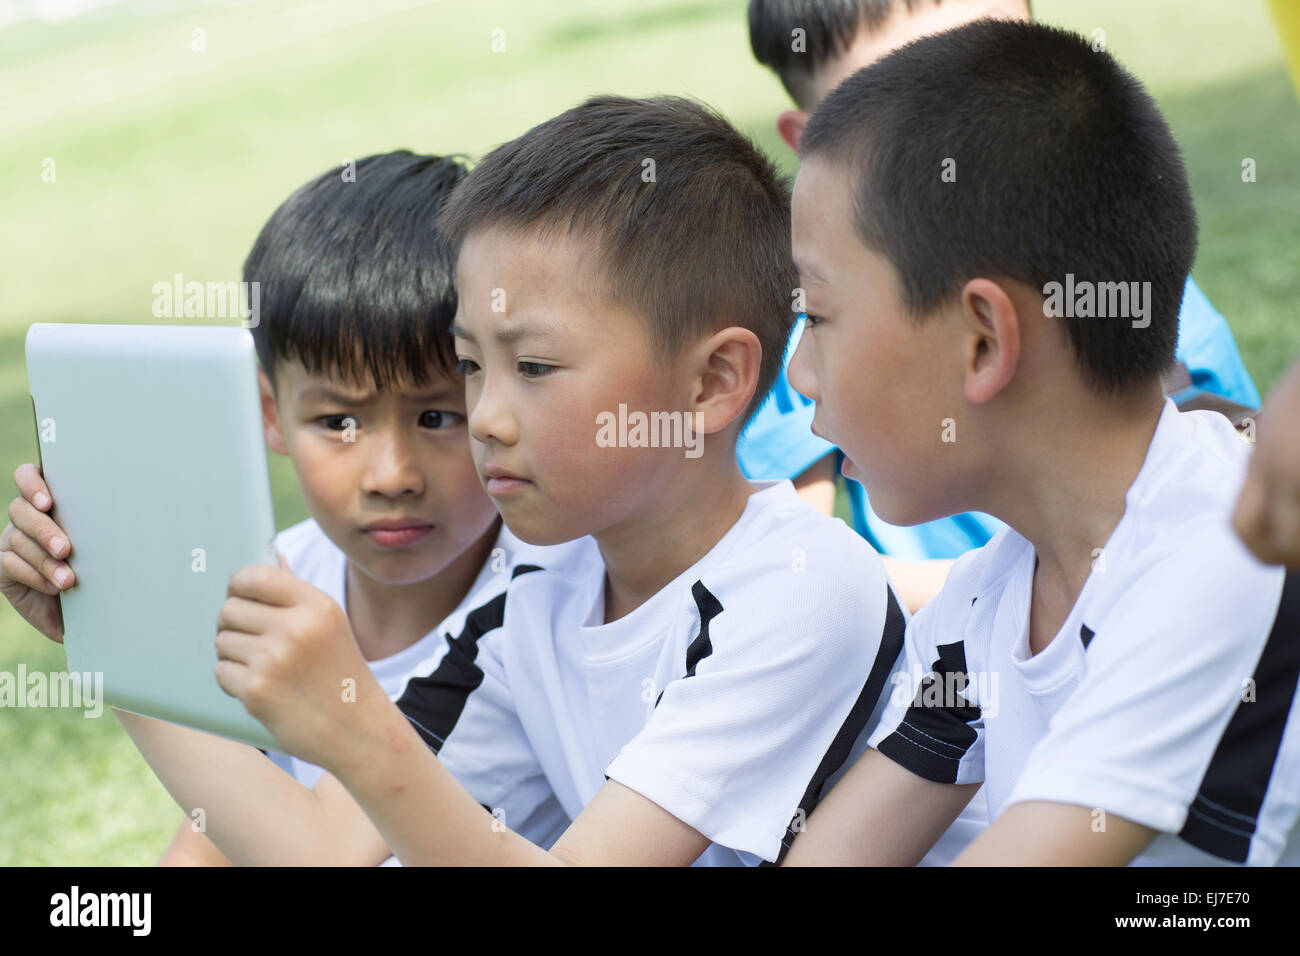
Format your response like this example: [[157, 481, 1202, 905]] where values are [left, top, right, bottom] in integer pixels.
[[258, 367, 289, 456], [689, 327, 762, 435], [959, 278, 1021, 405], [777, 110, 810, 155]]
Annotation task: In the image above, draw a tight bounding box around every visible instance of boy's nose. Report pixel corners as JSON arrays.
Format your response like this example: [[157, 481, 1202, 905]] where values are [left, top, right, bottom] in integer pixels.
[[468, 377, 519, 447], [787, 327, 820, 403], [361, 431, 424, 498]]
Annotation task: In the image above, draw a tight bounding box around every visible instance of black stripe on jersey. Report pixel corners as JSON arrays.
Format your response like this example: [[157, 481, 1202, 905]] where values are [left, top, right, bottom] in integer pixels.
[[874, 639, 981, 784], [654, 580, 724, 708], [394, 565, 543, 752], [763, 584, 908, 866], [1178, 571, 1300, 863], [1079, 624, 1095, 649]]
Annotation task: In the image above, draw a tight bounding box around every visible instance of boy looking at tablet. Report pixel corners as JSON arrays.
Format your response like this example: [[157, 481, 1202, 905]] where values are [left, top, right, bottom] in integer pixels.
[[780, 19, 1299, 865], [2, 150, 575, 864], [191, 95, 950, 866]]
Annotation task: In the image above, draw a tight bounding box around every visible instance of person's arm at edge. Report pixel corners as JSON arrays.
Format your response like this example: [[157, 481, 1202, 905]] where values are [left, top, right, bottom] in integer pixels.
[[781, 748, 979, 866], [1234, 358, 1300, 567]]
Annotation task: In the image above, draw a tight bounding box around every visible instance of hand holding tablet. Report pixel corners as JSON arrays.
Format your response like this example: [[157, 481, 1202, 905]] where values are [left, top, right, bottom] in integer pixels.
[[18, 323, 282, 750]]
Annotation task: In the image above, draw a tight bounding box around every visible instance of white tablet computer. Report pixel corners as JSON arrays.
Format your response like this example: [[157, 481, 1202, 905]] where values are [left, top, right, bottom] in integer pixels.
[[26, 323, 281, 751]]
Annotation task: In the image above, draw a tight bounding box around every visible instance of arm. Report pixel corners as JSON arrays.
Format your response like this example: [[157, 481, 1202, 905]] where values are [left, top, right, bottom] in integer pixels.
[[1234, 358, 1300, 567], [115, 709, 391, 866], [782, 748, 980, 865], [157, 819, 233, 867], [325, 698, 709, 866], [954, 802, 1155, 866]]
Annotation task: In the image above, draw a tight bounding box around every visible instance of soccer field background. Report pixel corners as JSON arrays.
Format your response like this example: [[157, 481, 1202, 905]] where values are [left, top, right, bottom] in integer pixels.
[[1, 0, 1297, 865]]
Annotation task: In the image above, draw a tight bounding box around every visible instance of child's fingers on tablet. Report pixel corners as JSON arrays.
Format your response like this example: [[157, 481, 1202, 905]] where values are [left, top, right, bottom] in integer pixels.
[[213, 657, 251, 701], [226, 563, 299, 606], [7, 494, 70, 559], [0, 545, 61, 597], [1, 525, 72, 590], [13, 463, 52, 511], [216, 595, 273, 636], [214, 629, 263, 673]]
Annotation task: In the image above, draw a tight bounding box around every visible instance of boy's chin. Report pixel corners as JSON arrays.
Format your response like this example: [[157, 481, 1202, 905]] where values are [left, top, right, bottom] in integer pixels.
[[855, 477, 947, 529], [496, 511, 587, 548]]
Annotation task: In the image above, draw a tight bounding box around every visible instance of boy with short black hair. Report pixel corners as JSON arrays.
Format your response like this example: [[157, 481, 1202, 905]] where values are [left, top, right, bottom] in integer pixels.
[[780, 18, 1299, 865], [201, 94, 965, 866]]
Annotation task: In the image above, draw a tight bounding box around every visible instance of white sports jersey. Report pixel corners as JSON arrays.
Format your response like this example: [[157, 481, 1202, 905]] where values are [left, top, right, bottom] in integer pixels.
[[268, 517, 576, 863], [868, 399, 1300, 866], [396, 479, 980, 865]]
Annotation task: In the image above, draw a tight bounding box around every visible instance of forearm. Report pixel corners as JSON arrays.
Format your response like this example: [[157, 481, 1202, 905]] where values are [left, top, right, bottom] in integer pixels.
[[783, 748, 978, 865], [114, 709, 363, 866], [157, 818, 232, 866], [325, 697, 560, 866]]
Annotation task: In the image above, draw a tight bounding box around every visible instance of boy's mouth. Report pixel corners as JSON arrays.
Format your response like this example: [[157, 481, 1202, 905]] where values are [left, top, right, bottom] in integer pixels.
[[482, 465, 532, 496], [361, 519, 436, 549]]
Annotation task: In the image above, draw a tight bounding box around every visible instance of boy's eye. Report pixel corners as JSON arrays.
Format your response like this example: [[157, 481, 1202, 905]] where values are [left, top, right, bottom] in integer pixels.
[[802, 312, 823, 329], [456, 358, 480, 376], [318, 414, 357, 431], [518, 361, 556, 378], [419, 410, 465, 429]]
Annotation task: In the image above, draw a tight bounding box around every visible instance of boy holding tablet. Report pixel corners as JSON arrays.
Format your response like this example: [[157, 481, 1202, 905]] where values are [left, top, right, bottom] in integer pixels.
[[780, 19, 1299, 865], [2, 151, 576, 864]]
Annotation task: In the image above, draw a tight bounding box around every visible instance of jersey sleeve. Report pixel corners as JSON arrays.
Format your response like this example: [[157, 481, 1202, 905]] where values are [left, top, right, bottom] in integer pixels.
[[1006, 535, 1295, 864], [394, 596, 569, 850], [866, 556, 989, 786], [604, 555, 906, 864]]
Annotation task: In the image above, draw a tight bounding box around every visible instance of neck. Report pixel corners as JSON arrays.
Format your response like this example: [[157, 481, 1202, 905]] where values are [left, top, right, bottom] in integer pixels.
[[345, 517, 501, 661], [596, 454, 757, 623], [984, 388, 1166, 637]]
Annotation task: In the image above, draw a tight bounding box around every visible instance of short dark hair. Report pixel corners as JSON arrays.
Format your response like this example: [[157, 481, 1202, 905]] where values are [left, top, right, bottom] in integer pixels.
[[748, 0, 1031, 108], [800, 19, 1197, 394], [437, 95, 798, 423], [243, 151, 467, 391]]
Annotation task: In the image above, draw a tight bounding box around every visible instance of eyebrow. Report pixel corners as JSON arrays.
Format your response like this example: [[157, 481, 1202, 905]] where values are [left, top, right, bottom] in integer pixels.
[[298, 384, 461, 404], [794, 258, 827, 284], [451, 315, 563, 346]]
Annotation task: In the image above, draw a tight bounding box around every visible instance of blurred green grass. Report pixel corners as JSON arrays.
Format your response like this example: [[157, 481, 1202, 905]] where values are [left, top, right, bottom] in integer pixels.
[[1, 0, 1297, 864]]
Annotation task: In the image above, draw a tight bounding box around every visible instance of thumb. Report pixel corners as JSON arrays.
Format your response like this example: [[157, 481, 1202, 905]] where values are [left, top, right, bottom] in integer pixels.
[[278, 551, 290, 571]]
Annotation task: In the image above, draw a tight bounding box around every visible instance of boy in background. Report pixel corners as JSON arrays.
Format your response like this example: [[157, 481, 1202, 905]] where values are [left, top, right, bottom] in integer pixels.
[[780, 19, 1298, 865], [741, 0, 1262, 611], [1, 151, 575, 864]]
